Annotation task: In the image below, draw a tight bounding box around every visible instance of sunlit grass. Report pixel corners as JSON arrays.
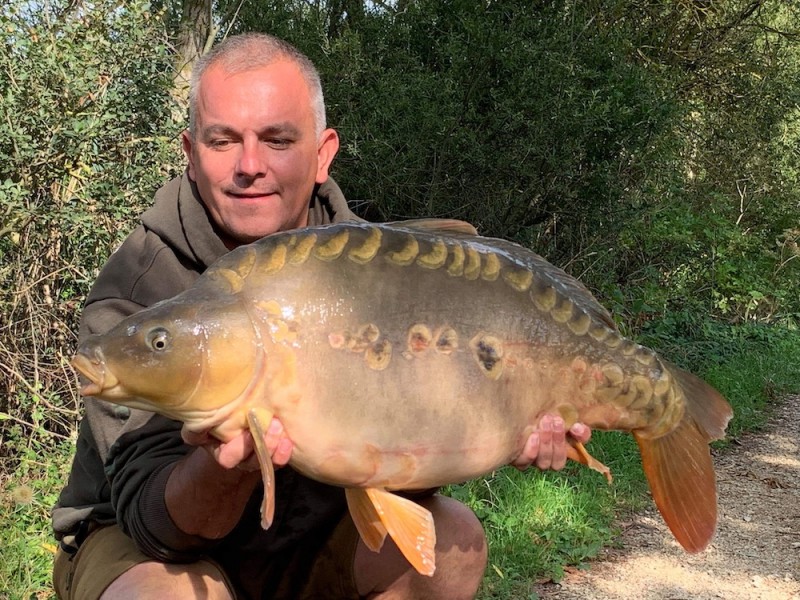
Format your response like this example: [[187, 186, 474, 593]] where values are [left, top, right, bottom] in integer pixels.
[[703, 326, 800, 439], [448, 429, 650, 599], [1, 438, 73, 600]]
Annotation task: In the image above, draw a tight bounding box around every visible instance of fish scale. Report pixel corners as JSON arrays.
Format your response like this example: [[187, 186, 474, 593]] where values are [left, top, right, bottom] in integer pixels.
[[71, 218, 733, 578]]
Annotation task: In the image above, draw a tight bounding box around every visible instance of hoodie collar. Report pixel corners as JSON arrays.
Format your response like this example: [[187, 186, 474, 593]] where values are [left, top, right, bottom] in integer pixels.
[[141, 171, 358, 272]]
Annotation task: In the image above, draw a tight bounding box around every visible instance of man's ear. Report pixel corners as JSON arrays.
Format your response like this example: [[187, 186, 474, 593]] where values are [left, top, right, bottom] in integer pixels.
[[181, 130, 196, 180], [315, 128, 340, 183]]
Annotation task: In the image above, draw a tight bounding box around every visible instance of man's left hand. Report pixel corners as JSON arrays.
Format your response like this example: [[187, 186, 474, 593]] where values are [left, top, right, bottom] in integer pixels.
[[512, 414, 591, 471]]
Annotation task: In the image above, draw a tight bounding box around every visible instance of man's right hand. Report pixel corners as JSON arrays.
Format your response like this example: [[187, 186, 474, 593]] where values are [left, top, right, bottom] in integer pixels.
[[166, 418, 293, 539], [181, 417, 294, 470]]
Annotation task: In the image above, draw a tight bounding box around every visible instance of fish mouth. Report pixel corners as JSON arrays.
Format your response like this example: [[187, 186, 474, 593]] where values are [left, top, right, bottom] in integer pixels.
[[71, 349, 119, 397]]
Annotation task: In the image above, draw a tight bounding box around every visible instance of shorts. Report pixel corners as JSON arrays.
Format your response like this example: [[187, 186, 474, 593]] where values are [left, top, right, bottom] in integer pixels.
[[53, 517, 360, 600]]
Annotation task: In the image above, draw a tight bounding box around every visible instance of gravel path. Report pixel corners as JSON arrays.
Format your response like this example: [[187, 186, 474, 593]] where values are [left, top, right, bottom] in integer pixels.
[[534, 394, 800, 600]]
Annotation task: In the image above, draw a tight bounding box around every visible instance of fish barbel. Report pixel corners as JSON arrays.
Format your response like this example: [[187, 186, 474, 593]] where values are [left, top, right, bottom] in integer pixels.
[[71, 219, 732, 576]]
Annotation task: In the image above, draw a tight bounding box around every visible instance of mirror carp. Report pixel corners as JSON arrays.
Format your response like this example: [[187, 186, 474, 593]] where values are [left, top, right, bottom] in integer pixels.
[[72, 219, 733, 576]]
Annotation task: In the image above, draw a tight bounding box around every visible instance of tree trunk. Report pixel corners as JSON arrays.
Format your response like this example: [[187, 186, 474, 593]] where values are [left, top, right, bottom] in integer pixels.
[[171, 0, 216, 114]]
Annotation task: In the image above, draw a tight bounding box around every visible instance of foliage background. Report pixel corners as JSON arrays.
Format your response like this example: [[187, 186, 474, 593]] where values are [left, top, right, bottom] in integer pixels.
[[1, 0, 798, 597]]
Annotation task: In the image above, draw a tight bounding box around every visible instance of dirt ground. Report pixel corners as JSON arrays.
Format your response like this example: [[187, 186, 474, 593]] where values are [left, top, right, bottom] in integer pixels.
[[533, 394, 800, 600]]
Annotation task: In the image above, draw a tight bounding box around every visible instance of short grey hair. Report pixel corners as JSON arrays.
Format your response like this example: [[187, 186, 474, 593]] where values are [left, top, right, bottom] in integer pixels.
[[188, 33, 326, 139]]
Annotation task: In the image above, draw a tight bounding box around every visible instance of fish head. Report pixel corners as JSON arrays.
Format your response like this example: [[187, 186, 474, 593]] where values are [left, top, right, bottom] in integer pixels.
[[71, 291, 261, 420]]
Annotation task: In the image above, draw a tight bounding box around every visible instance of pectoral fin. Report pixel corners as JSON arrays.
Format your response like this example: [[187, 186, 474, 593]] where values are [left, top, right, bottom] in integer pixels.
[[567, 440, 613, 483], [346, 488, 437, 576], [247, 407, 276, 529]]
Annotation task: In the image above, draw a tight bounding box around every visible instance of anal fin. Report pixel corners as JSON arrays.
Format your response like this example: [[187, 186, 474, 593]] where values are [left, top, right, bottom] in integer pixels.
[[347, 487, 437, 576], [567, 440, 613, 483], [247, 407, 276, 529]]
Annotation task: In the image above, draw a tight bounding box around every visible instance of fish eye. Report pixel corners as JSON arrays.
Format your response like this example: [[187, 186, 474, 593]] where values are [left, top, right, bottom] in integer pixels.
[[146, 328, 171, 352]]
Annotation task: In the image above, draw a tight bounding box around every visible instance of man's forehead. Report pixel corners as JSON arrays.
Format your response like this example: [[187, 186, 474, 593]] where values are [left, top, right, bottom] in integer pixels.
[[194, 61, 313, 126], [202, 59, 306, 91]]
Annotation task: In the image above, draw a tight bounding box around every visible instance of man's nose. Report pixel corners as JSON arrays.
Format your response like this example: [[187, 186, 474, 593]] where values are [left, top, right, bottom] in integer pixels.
[[236, 139, 267, 178]]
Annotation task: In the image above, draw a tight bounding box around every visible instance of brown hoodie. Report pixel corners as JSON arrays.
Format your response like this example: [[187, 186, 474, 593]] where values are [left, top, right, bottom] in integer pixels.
[[53, 172, 362, 570]]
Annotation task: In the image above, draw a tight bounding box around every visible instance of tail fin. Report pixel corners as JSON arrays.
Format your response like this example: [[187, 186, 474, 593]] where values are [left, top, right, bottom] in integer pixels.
[[635, 367, 733, 552], [671, 367, 733, 441]]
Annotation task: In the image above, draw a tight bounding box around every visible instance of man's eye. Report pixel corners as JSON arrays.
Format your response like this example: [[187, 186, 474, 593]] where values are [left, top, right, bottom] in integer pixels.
[[265, 138, 291, 149], [209, 139, 233, 149]]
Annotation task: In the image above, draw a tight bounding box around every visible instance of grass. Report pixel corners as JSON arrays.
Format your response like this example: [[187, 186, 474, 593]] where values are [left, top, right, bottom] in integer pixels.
[[1, 321, 798, 600], [446, 430, 649, 599], [1, 438, 74, 599], [702, 331, 800, 439]]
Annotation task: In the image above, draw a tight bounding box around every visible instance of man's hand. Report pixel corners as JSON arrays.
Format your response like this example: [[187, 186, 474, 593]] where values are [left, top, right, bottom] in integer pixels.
[[512, 414, 591, 471], [181, 417, 294, 471], [167, 418, 294, 539]]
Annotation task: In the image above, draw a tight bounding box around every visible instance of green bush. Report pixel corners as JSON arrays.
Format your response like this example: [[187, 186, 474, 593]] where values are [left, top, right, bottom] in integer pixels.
[[0, 0, 183, 464], [595, 201, 800, 332]]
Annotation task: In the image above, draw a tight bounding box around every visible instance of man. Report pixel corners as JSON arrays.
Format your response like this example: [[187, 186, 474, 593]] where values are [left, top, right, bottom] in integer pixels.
[[53, 33, 591, 599]]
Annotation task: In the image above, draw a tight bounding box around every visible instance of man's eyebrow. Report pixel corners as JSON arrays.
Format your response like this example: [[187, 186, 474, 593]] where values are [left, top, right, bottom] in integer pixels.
[[201, 124, 238, 139], [200, 123, 303, 139], [258, 122, 302, 138]]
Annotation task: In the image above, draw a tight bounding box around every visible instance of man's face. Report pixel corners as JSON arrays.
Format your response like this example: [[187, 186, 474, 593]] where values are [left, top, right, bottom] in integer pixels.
[[183, 60, 339, 245]]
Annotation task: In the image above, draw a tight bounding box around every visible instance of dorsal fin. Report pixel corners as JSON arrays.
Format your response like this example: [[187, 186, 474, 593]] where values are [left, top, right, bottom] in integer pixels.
[[387, 218, 478, 236]]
